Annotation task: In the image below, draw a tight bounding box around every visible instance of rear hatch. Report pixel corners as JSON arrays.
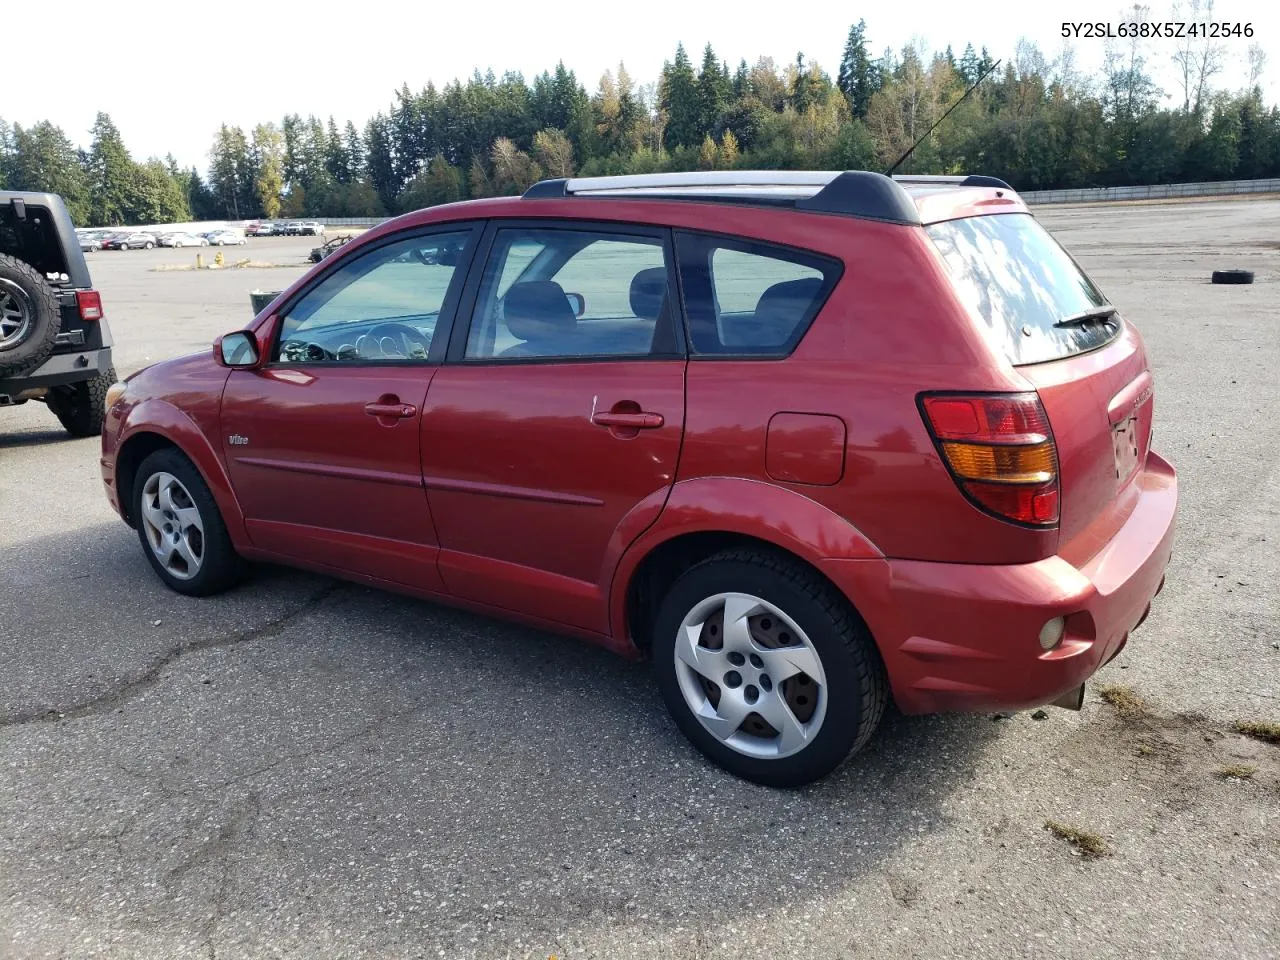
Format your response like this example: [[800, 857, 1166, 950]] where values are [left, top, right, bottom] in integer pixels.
[[927, 212, 1153, 551]]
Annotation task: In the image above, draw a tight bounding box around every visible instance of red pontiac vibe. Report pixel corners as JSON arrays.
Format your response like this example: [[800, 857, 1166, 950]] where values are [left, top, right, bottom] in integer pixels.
[[100, 171, 1177, 786]]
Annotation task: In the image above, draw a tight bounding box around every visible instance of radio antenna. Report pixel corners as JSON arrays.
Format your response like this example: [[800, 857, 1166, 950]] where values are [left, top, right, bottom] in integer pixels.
[[884, 57, 1003, 176]]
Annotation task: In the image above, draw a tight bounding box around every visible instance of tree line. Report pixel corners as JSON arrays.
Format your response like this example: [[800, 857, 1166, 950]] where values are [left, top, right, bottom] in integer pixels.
[[1, 17, 1275, 226]]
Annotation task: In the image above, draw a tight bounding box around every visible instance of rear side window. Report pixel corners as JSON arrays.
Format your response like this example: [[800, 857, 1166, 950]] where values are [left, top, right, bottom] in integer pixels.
[[927, 213, 1119, 366], [675, 232, 840, 356]]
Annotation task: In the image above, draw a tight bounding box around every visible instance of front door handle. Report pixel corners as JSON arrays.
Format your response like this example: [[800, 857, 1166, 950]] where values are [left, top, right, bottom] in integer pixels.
[[365, 397, 417, 419], [592, 411, 664, 429]]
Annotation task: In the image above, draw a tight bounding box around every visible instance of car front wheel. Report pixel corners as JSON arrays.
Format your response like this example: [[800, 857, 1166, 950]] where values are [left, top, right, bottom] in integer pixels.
[[653, 549, 888, 787], [133, 449, 245, 596]]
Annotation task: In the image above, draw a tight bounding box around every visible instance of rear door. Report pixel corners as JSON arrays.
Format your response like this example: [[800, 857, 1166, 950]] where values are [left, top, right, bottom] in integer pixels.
[[220, 227, 478, 591], [927, 212, 1152, 550], [422, 222, 686, 632]]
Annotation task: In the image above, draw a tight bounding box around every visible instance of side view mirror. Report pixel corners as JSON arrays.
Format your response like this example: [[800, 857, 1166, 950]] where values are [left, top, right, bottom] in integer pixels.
[[214, 330, 261, 368], [564, 292, 586, 318]]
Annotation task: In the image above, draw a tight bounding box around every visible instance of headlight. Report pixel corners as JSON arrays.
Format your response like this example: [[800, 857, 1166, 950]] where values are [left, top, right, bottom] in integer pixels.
[[105, 381, 129, 408]]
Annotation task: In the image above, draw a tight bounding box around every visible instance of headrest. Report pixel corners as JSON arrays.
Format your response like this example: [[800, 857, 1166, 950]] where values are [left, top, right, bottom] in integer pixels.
[[503, 280, 577, 341], [754, 278, 824, 322], [629, 267, 668, 321]]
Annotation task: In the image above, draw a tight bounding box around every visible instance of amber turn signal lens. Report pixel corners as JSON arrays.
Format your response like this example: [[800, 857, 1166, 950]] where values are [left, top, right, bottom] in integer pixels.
[[940, 441, 1056, 484]]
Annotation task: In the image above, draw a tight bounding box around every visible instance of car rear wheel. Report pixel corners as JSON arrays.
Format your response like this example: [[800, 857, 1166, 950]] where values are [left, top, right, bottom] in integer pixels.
[[653, 549, 888, 787], [46, 366, 115, 437], [133, 449, 244, 596], [145, 242, 154, 249]]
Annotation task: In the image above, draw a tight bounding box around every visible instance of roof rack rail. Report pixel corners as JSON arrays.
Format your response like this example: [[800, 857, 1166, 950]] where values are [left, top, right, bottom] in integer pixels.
[[522, 171, 922, 224], [891, 173, 1013, 190], [520, 170, 1013, 223]]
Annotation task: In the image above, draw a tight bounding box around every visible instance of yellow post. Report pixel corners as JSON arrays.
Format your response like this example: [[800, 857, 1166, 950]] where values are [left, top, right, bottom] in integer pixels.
[[195, 253, 204, 269]]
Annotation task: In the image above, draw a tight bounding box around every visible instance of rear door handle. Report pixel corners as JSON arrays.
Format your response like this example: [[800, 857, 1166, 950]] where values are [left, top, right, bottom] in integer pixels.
[[592, 411, 664, 429], [365, 400, 417, 419]]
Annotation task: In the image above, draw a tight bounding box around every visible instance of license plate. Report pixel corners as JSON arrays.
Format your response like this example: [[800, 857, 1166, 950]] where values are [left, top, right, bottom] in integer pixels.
[[1113, 416, 1140, 487]]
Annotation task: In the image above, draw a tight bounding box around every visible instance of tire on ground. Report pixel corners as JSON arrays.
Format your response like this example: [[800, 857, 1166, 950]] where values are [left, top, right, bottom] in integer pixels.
[[0, 253, 62, 378], [1210, 269, 1254, 285], [132, 447, 246, 596], [46, 366, 116, 437], [652, 547, 889, 788]]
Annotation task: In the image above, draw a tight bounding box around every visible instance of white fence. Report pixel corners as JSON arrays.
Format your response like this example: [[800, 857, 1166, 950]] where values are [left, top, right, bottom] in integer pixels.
[[1021, 178, 1280, 204]]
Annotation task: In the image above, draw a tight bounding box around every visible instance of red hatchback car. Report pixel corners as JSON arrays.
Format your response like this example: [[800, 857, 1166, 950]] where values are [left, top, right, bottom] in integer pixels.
[[101, 171, 1177, 786]]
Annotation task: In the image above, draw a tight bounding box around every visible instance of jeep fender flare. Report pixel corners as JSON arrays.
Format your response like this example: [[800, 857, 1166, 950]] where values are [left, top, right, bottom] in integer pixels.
[[604, 476, 883, 647], [116, 398, 250, 548]]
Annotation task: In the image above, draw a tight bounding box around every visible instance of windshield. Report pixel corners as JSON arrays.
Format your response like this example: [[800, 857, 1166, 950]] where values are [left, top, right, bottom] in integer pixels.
[[927, 213, 1119, 365]]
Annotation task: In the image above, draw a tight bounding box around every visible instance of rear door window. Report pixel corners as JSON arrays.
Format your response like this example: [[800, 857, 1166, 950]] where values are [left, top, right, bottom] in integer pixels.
[[675, 233, 840, 356], [927, 213, 1119, 366]]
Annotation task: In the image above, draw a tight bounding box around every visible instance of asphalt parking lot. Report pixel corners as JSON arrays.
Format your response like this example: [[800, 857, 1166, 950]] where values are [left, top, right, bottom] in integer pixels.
[[1, 207, 1278, 960]]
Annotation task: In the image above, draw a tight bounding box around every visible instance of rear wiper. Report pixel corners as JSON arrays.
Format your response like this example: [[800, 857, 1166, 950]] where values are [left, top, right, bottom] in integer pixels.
[[1054, 306, 1118, 328]]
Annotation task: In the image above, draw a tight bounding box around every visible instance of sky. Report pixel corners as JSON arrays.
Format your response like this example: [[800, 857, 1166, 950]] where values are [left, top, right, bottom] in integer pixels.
[[6, 0, 1277, 173]]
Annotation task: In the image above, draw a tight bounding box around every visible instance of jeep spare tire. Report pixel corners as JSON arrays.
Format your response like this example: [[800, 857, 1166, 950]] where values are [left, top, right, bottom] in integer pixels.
[[0, 254, 62, 378]]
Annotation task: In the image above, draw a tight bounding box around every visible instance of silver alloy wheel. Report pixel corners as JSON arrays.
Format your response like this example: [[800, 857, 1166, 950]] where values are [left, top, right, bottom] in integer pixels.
[[674, 592, 828, 760], [0, 279, 34, 350], [139, 471, 205, 579]]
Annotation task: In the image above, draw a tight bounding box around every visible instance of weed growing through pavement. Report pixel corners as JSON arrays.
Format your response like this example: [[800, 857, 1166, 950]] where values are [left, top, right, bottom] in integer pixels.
[[1098, 684, 1149, 720], [1044, 820, 1110, 858], [1233, 720, 1280, 744]]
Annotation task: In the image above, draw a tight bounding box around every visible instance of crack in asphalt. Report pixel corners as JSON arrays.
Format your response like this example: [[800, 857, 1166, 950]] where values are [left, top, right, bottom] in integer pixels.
[[0, 583, 344, 728]]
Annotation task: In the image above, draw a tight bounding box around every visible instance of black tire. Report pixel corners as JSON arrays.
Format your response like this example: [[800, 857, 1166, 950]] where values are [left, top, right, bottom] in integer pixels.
[[46, 366, 116, 437], [0, 254, 62, 378], [1211, 269, 1254, 285], [652, 548, 888, 787], [132, 448, 245, 596], [144, 242, 154, 250]]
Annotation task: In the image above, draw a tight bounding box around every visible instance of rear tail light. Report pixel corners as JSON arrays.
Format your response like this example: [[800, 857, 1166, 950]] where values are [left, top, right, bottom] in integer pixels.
[[76, 290, 103, 321], [919, 392, 1060, 526]]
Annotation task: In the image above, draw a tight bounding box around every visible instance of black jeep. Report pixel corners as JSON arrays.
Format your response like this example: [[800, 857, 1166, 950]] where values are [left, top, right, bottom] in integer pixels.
[[0, 192, 116, 437]]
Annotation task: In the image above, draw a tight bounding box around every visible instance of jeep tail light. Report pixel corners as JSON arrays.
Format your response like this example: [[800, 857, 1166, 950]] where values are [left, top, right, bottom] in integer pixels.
[[76, 290, 103, 321], [919, 392, 1060, 526]]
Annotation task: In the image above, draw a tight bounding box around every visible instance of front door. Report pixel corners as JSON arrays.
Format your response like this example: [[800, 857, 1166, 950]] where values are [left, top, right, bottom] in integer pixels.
[[423, 223, 687, 631], [221, 228, 477, 591]]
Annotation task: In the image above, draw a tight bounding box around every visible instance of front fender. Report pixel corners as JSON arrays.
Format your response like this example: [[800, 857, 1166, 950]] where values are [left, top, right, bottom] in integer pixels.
[[115, 397, 249, 549], [604, 476, 883, 648]]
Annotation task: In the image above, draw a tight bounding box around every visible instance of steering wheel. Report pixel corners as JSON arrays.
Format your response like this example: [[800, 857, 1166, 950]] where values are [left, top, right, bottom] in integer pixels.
[[362, 322, 432, 359]]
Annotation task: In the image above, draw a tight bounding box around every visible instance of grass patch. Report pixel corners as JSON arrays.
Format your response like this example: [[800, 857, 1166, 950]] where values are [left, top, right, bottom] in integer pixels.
[[1233, 720, 1280, 744], [1098, 684, 1149, 720], [1044, 820, 1110, 858], [1216, 764, 1257, 780]]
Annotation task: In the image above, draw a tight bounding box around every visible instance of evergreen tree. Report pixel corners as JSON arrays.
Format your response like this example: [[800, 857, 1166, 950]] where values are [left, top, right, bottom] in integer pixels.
[[661, 44, 700, 149], [10, 122, 90, 223], [837, 20, 880, 119], [364, 113, 398, 211], [697, 44, 731, 139], [253, 123, 285, 218], [86, 113, 133, 225]]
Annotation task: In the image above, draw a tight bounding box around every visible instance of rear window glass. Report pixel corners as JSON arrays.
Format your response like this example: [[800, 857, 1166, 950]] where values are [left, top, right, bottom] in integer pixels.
[[675, 232, 840, 356], [927, 213, 1119, 365]]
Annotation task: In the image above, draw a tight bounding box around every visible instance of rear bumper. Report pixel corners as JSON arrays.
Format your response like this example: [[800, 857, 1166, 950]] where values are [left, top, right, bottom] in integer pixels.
[[0, 347, 113, 396], [822, 451, 1178, 714]]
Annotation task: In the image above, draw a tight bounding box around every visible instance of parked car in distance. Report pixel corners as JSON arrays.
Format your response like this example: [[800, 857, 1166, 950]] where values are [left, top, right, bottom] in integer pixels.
[[245, 222, 275, 236], [160, 232, 210, 248], [78, 230, 109, 251], [99, 170, 1178, 787], [282, 221, 305, 236], [207, 230, 246, 246], [98, 233, 129, 250], [300, 221, 325, 236], [118, 233, 158, 250]]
